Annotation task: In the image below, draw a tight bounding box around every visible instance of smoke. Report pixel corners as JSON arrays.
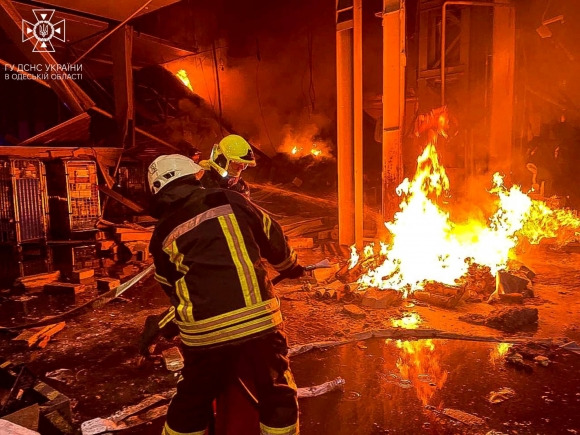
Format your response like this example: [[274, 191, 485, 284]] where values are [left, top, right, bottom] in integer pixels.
[[279, 114, 335, 160], [163, 0, 336, 158]]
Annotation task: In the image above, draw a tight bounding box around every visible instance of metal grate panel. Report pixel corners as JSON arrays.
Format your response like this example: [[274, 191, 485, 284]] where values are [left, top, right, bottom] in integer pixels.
[[0, 159, 47, 244], [66, 161, 101, 231]]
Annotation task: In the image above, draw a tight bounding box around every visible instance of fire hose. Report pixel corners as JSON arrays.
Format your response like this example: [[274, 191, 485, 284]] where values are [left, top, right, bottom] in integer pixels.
[[0, 264, 156, 333], [139, 258, 332, 410], [0, 259, 330, 335]]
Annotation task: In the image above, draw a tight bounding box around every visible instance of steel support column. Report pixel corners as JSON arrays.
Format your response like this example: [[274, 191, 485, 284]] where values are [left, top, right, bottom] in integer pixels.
[[489, 0, 515, 174], [336, 0, 356, 247], [353, 0, 364, 248], [382, 0, 406, 220]]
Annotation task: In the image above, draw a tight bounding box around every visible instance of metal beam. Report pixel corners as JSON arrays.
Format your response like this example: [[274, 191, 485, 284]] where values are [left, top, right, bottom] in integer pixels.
[[90, 106, 180, 152], [111, 25, 135, 149], [71, 0, 153, 66], [353, 0, 363, 248], [382, 0, 406, 220], [0, 146, 123, 167], [336, 0, 355, 247], [489, 0, 515, 174], [440, 0, 513, 106], [17, 112, 90, 146]]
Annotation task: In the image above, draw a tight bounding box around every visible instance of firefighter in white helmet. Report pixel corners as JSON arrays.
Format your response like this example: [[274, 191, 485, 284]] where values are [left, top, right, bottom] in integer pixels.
[[139, 137, 258, 354], [199, 134, 256, 197], [146, 154, 302, 435]]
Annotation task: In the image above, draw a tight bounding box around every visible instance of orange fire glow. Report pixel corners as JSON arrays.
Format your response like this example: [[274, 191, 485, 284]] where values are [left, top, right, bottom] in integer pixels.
[[176, 69, 193, 91], [280, 125, 333, 160], [286, 143, 326, 158], [490, 342, 512, 366], [395, 339, 447, 406], [391, 312, 422, 329], [349, 111, 580, 297]]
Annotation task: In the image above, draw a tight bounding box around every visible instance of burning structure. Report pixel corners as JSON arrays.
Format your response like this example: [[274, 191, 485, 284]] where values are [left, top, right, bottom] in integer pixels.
[[1, 0, 580, 434]]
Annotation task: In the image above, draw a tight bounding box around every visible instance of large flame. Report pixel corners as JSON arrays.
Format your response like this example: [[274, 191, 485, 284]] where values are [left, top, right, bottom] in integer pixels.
[[352, 110, 580, 297]]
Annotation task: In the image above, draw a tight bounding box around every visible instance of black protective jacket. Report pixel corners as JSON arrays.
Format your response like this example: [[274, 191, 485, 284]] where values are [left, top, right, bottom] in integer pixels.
[[149, 176, 296, 348]]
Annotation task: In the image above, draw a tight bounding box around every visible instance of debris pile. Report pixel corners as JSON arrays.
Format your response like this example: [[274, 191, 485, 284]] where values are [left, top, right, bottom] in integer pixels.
[[459, 307, 539, 332], [0, 361, 72, 434]]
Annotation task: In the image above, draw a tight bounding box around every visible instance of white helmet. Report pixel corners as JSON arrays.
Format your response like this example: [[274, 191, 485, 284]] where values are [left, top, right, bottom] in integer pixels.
[[148, 154, 203, 194]]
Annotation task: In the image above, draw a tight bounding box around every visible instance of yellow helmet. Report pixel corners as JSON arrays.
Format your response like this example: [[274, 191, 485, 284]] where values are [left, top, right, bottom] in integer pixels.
[[210, 134, 256, 177]]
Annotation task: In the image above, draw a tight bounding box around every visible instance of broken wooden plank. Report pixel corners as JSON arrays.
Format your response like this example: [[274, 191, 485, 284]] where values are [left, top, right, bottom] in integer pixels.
[[18, 113, 91, 147], [439, 408, 485, 426], [81, 390, 175, 435], [13, 325, 55, 347], [36, 322, 66, 348], [14, 271, 61, 290], [13, 322, 65, 348]]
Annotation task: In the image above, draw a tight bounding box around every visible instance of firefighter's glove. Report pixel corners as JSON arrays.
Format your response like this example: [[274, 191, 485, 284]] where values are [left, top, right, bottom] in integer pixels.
[[138, 315, 161, 357], [138, 313, 179, 356], [282, 263, 305, 279]]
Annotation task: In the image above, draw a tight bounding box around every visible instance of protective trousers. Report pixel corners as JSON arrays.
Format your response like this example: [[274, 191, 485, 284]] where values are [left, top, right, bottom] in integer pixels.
[[162, 330, 299, 435]]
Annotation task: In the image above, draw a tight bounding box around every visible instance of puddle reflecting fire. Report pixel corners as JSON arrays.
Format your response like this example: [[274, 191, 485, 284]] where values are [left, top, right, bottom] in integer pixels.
[[392, 339, 448, 406]]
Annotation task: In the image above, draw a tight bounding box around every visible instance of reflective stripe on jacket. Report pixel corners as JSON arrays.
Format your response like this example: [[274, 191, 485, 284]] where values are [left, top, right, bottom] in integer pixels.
[[149, 177, 296, 348]]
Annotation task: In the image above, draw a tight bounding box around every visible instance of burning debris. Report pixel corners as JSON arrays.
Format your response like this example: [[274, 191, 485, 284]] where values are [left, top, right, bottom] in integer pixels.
[[331, 108, 580, 315]]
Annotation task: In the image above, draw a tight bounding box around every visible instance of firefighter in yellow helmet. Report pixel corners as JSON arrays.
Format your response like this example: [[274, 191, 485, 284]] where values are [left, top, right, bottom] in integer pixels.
[[200, 134, 256, 197], [146, 154, 302, 435]]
